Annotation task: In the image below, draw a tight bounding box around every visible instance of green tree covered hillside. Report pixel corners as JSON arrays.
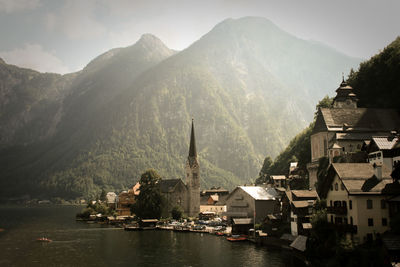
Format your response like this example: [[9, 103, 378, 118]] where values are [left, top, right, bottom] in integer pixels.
[[0, 17, 361, 199]]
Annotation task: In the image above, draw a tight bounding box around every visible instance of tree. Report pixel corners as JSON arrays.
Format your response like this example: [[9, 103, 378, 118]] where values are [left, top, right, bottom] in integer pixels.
[[131, 169, 164, 219], [99, 189, 107, 202], [255, 156, 273, 185], [314, 95, 333, 119], [171, 206, 183, 220]]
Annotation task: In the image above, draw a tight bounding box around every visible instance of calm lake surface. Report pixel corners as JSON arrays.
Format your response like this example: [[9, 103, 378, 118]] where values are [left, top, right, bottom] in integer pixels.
[[0, 205, 288, 267]]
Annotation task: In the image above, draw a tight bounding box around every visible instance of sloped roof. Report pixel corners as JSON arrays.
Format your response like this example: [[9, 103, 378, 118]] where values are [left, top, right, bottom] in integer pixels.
[[291, 190, 318, 199], [332, 163, 392, 194], [371, 136, 399, 150], [239, 186, 278, 200], [336, 132, 374, 140], [232, 218, 253, 225], [210, 194, 219, 202], [290, 235, 308, 252], [292, 200, 315, 208], [106, 192, 117, 203], [158, 179, 185, 193], [314, 108, 400, 133]]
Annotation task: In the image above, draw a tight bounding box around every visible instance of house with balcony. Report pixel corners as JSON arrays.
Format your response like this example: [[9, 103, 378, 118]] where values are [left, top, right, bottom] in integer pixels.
[[321, 163, 392, 244]]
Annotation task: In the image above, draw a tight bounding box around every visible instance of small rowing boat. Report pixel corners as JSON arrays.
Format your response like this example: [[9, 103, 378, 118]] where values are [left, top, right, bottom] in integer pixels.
[[226, 235, 247, 242], [36, 237, 52, 242]]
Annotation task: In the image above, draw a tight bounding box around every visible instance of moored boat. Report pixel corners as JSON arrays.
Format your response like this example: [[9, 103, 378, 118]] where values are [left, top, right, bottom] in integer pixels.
[[226, 235, 247, 242], [36, 237, 52, 242]]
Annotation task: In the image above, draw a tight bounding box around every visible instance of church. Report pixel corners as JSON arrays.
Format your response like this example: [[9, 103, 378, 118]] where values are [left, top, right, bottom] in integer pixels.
[[158, 119, 200, 217], [307, 79, 400, 189]]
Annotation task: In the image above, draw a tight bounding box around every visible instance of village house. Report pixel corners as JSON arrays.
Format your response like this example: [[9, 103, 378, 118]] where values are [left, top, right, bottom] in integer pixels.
[[363, 135, 400, 172], [225, 186, 280, 224], [321, 163, 393, 244], [116, 184, 139, 216], [199, 193, 227, 216], [307, 79, 400, 189], [106, 192, 117, 209], [282, 189, 319, 236], [201, 187, 229, 197], [271, 175, 286, 188]]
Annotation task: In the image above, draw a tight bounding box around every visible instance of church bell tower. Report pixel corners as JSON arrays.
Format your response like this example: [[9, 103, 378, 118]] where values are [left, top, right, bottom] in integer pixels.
[[186, 119, 200, 217]]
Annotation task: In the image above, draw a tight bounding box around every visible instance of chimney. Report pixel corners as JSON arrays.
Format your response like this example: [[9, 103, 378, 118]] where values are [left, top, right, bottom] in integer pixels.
[[373, 163, 382, 180]]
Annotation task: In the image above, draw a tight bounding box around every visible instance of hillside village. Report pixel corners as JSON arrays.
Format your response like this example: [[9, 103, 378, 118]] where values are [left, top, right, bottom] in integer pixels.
[[78, 78, 400, 265]]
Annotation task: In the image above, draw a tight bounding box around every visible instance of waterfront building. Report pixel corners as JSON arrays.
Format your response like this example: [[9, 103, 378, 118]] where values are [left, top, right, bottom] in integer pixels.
[[200, 193, 227, 215], [307, 79, 400, 189], [116, 187, 136, 216], [281, 189, 318, 236], [225, 186, 279, 224], [106, 192, 117, 209], [321, 163, 392, 244]]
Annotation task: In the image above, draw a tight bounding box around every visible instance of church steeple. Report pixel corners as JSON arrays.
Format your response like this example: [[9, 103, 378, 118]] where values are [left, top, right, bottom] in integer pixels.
[[185, 118, 200, 217], [189, 119, 197, 158]]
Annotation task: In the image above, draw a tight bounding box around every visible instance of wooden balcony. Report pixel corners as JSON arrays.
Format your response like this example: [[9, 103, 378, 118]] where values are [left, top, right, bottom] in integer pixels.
[[327, 206, 347, 215]]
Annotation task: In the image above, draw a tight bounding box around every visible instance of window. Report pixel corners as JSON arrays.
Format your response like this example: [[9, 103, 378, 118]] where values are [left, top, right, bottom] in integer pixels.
[[381, 199, 386, 209], [367, 199, 373, 209], [368, 218, 374, 226], [335, 183, 338, 191], [349, 200, 352, 210], [350, 217, 353, 225], [330, 184, 333, 191], [330, 200, 333, 207], [382, 218, 388, 226], [341, 184, 345, 190], [344, 217, 348, 224], [330, 215, 333, 223], [342, 201, 347, 208]]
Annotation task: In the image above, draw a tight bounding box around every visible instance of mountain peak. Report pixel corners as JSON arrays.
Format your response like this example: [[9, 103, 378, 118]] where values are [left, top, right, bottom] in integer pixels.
[[136, 33, 169, 49]]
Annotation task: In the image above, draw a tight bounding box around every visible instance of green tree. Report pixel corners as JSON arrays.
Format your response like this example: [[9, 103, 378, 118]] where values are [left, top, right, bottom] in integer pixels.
[[131, 169, 164, 219], [314, 95, 333, 119], [171, 206, 183, 220], [99, 189, 107, 202], [255, 156, 273, 185]]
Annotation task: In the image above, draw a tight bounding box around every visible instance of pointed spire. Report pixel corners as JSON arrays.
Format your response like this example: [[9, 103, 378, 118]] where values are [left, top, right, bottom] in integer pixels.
[[189, 118, 197, 158]]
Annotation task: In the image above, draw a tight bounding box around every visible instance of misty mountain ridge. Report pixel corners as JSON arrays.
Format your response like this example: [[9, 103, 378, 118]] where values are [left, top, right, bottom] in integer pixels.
[[0, 17, 361, 199]]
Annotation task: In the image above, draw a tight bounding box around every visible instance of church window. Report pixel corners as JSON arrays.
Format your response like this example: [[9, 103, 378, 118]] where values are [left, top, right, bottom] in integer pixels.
[[193, 173, 198, 179]]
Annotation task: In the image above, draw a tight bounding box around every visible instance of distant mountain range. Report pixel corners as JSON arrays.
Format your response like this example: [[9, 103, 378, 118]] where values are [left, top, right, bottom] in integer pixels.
[[0, 17, 361, 199]]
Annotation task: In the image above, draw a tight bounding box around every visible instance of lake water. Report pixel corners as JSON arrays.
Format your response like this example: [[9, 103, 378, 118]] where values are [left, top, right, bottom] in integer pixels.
[[0, 205, 288, 266]]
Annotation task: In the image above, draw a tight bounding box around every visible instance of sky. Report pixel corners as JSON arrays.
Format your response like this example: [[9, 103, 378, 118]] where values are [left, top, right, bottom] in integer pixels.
[[0, 0, 399, 74]]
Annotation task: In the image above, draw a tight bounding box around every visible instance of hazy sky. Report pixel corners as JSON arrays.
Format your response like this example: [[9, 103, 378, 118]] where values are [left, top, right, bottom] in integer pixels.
[[0, 0, 399, 74]]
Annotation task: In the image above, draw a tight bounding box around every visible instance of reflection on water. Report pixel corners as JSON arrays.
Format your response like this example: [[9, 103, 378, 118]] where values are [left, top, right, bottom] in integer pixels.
[[0, 205, 287, 267]]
